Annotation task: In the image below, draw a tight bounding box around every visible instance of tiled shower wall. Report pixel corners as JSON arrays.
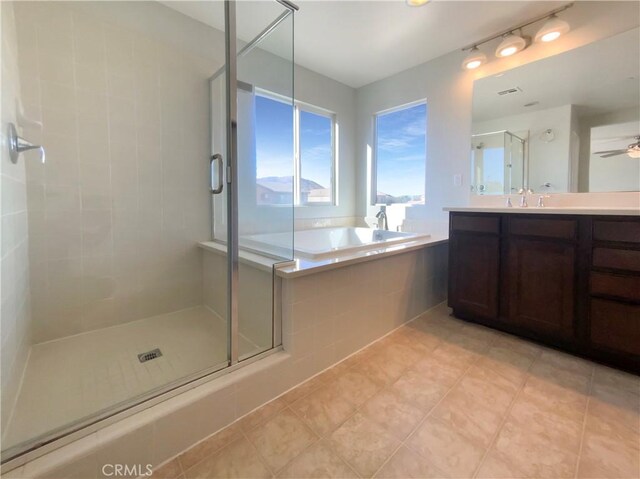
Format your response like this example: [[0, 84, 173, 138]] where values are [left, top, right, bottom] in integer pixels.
[[1, 1, 33, 432], [14, 2, 217, 342]]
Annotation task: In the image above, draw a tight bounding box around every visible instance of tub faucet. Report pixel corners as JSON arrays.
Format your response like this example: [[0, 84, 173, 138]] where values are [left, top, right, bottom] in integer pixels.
[[375, 206, 388, 230]]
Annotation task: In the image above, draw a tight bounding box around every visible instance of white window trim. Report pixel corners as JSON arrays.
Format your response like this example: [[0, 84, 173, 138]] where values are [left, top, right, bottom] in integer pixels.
[[371, 99, 427, 206], [255, 89, 337, 207]]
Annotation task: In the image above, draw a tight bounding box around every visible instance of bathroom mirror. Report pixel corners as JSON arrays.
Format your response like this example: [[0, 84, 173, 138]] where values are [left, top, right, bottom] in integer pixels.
[[471, 28, 640, 194]]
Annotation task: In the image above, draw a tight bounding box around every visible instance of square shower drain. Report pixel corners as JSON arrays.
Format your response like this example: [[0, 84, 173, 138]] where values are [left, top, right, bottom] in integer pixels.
[[138, 348, 163, 363]]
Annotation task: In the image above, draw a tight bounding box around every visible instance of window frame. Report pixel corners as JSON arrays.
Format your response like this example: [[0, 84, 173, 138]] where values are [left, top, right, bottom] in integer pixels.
[[254, 89, 337, 207], [371, 99, 427, 206]]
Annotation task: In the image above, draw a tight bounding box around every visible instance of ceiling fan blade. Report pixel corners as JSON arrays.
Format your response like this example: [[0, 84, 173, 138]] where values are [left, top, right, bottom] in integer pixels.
[[598, 135, 639, 142], [599, 151, 627, 158], [594, 149, 627, 155]]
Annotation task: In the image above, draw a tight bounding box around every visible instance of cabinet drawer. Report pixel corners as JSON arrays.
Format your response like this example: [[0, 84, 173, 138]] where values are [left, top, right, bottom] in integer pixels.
[[590, 299, 640, 356], [593, 220, 640, 244], [451, 214, 499, 234], [590, 272, 640, 303], [509, 217, 576, 240], [593, 247, 640, 272]]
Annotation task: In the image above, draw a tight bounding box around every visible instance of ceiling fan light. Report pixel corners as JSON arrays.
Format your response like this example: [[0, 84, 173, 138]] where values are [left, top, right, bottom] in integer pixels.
[[628, 148, 640, 159], [406, 0, 430, 6], [462, 47, 487, 70], [535, 15, 570, 43], [496, 33, 527, 58]]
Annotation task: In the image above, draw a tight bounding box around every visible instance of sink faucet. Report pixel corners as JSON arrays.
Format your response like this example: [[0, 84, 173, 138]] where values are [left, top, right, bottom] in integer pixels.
[[518, 188, 534, 207], [375, 206, 388, 230]]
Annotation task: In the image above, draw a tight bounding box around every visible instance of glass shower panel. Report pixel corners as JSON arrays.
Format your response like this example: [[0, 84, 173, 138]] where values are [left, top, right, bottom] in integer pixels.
[[471, 131, 526, 195], [235, 4, 294, 360], [1, 0, 229, 462]]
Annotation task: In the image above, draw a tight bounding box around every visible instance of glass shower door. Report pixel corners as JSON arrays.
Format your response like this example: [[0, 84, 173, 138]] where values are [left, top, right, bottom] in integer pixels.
[[211, 1, 295, 364]]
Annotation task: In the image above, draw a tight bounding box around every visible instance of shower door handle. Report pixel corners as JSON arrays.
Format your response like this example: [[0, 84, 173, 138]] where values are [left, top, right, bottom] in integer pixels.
[[210, 153, 224, 194]]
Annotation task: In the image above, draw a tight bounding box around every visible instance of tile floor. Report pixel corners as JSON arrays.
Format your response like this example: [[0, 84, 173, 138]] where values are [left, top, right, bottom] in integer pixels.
[[153, 305, 640, 479], [4, 306, 260, 452]]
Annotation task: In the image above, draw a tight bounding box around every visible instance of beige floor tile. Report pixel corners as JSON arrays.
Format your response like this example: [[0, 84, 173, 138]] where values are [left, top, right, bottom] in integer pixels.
[[282, 376, 325, 404], [577, 427, 640, 479], [592, 365, 640, 396], [430, 387, 504, 448], [350, 357, 396, 387], [184, 436, 271, 479], [475, 453, 528, 479], [493, 334, 542, 359], [410, 353, 467, 387], [445, 330, 494, 355], [152, 458, 182, 479], [405, 416, 485, 478], [588, 382, 640, 434], [333, 369, 381, 407], [290, 382, 356, 436], [330, 413, 401, 478], [239, 396, 289, 432], [528, 359, 591, 394], [479, 345, 535, 386], [456, 366, 519, 415], [277, 440, 357, 479], [360, 388, 425, 440], [490, 419, 578, 478], [374, 445, 446, 479], [507, 393, 584, 454], [179, 422, 244, 471], [520, 375, 588, 423], [246, 407, 318, 473], [389, 369, 450, 411], [535, 349, 594, 378]]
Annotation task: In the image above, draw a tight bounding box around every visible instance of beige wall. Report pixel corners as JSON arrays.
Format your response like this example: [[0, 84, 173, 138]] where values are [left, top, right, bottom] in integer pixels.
[[0, 0, 33, 436], [15, 2, 214, 342]]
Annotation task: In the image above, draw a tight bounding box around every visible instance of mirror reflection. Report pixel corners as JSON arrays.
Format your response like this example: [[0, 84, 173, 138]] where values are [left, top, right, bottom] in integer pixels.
[[471, 28, 640, 194]]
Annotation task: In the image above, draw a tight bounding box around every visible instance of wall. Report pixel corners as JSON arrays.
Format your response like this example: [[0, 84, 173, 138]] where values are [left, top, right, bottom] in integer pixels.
[[14, 1, 215, 342], [355, 1, 640, 229], [0, 0, 33, 438], [473, 104, 574, 194]]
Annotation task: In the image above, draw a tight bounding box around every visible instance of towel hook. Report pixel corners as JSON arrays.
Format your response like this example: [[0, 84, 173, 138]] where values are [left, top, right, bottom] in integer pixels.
[[8, 122, 45, 164]]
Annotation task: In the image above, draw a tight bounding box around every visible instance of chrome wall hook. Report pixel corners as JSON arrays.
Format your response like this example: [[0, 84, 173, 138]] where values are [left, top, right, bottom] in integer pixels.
[[8, 122, 45, 164]]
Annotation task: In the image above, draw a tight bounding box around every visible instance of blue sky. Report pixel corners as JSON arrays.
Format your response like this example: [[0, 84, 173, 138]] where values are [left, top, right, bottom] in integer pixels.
[[255, 95, 332, 190], [376, 103, 426, 198], [255, 95, 293, 179]]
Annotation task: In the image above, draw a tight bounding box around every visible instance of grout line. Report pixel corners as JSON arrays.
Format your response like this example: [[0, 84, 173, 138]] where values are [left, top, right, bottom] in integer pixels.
[[470, 347, 543, 479], [573, 366, 595, 479]]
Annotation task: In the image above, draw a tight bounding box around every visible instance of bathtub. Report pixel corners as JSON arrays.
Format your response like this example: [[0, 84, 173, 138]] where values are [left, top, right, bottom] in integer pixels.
[[241, 227, 429, 260]]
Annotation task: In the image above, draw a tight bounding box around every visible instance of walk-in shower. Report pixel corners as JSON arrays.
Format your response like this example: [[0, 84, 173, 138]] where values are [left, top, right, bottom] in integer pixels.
[[471, 130, 526, 195], [0, 0, 294, 464]]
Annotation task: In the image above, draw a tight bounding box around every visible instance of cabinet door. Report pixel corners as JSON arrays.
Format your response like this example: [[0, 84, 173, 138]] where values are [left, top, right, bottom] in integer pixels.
[[449, 233, 500, 319], [507, 238, 576, 337]]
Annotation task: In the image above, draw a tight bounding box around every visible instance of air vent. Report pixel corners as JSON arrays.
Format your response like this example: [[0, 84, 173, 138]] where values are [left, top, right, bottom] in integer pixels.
[[497, 87, 522, 96], [138, 348, 162, 363]]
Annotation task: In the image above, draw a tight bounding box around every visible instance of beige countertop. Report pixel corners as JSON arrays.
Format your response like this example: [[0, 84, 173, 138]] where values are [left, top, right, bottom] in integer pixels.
[[443, 206, 640, 216]]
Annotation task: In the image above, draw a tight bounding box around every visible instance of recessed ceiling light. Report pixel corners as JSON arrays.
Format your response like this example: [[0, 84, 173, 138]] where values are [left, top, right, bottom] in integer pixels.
[[406, 0, 430, 6], [461, 47, 487, 70], [535, 15, 570, 43], [496, 33, 528, 57]]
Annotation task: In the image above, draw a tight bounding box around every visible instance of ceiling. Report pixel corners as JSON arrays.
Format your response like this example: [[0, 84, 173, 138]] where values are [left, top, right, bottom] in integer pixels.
[[164, 0, 568, 88], [472, 27, 640, 122]]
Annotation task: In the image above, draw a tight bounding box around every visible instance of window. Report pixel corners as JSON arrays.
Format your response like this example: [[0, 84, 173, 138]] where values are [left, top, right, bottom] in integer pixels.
[[255, 92, 336, 206], [373, 102, 426, 205]]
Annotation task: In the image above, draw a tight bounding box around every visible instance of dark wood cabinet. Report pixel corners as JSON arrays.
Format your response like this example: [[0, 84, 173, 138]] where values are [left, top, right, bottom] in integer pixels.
[[449, 233, 500, 320], [448, 212, 640, 374], [507, 237, 576, 337]]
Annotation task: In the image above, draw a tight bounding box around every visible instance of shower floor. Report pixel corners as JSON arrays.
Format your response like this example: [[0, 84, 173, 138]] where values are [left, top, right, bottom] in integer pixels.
[[3, 306, 256, 452]]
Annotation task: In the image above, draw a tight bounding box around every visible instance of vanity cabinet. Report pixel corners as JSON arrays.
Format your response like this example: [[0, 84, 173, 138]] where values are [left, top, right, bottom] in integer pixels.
[[448, 212, 640, 373]]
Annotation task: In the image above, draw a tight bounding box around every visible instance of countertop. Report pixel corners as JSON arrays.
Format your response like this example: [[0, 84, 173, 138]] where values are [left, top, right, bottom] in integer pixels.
[[443, 206, 640, 216]]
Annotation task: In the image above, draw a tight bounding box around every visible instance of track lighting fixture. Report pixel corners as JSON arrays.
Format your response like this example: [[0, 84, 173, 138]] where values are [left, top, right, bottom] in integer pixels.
[[462, 47, 487, 70], [535, 15, 571, 43]]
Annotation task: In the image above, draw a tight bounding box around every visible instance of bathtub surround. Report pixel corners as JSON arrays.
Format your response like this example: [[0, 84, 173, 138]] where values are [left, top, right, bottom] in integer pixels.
[[0, 0, 33, 440], [2, 241, 447, 476]]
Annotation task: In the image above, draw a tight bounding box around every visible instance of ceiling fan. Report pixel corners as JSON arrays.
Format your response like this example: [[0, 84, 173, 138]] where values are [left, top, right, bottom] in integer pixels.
[[594, 135, 640, 158]]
